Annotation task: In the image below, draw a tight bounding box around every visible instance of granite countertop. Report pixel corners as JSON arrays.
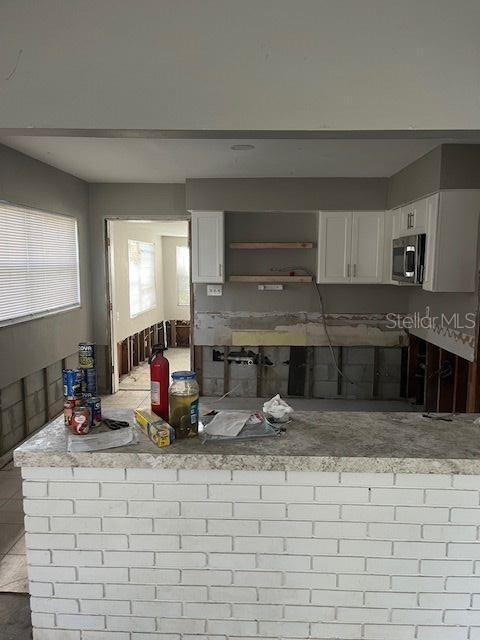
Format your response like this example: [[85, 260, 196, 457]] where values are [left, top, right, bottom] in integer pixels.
[[13, 408, 480, 474]]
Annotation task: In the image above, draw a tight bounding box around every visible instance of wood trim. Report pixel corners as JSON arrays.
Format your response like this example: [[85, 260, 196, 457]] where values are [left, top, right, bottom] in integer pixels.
[[229, 275, 312, 283], [230, 242, 314, 249]]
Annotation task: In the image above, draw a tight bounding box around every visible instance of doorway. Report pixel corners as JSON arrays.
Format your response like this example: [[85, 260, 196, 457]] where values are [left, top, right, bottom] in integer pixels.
[[105, 219, 191, 404]]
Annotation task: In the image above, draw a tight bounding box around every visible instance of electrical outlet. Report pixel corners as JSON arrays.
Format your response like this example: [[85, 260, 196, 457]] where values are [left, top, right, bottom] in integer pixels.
[[258, 284, 284, 291], [207, 284, 223, 296]]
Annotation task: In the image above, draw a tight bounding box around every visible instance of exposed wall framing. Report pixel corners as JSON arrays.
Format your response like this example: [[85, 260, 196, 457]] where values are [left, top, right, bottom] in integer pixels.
[[198, 345, 404, 400], [0, 352, 78, 464], [117, 322, 165, 378], [405, 335, 470, 413]]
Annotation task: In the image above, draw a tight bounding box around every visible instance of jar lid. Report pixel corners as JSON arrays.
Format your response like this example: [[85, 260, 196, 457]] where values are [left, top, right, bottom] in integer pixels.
[[172, 370, 196, 380]]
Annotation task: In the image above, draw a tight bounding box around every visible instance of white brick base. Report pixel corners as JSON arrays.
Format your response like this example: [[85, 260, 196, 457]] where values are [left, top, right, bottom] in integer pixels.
[[22, 467, 480, 640]]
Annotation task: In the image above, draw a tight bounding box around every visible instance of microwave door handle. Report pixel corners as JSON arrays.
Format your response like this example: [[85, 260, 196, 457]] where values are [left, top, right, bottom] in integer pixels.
[[405, 245, 416, 278]]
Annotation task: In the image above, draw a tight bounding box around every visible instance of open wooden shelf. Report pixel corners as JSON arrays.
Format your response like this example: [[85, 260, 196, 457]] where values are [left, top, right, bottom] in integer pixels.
[[230, 242, 314, 250], [229, 275, 313, 283]]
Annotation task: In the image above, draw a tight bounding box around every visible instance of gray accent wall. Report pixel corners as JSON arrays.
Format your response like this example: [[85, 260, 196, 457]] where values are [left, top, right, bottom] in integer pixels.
[[187, 178, 388, 212], [387, 147, 442, 209], [0, 144, 91, 389]]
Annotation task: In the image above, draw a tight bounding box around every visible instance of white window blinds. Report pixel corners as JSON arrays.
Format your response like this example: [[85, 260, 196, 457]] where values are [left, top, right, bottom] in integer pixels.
[[128, 240, 156, 318], [0, 202, 81, 325]]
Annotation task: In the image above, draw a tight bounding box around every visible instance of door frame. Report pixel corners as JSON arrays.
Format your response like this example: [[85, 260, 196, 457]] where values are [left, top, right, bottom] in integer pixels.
[[105, 215, 193, 394]]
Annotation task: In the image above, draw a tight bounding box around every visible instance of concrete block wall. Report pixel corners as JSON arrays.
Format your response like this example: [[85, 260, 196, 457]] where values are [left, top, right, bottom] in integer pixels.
[[200, 346, 403, 400], [0, 352, 78, 457], [22, 466, 480, 640]]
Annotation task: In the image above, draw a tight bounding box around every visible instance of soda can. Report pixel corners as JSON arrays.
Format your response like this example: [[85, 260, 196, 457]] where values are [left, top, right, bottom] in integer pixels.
[[70, 406, 91, 435], [63, 398, 76, 426], [63, 369, 82, 399], [82, 368, 97, 395], [84, 396, 102, 426], [79, 342, 95, 369]]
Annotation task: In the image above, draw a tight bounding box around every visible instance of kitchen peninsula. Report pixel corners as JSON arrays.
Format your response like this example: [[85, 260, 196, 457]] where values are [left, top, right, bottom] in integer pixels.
[[15, 409, 480, 639]]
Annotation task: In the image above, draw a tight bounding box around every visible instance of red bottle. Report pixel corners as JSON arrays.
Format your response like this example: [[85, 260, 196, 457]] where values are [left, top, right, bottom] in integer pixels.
[[149, 345, 169, 421]]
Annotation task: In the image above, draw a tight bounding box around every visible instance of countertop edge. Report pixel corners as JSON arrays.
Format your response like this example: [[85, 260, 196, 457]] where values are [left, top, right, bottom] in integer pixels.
[[13, 450, 480, 475]]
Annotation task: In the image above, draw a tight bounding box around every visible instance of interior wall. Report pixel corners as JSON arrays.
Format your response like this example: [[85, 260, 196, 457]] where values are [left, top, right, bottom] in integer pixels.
[[162, 235, 190, 322], [0, 144, 91, 389], [88, 183, 186, 390], [186, 178, 388, 212], [111, 221, 165, 344], [2, 1, 480, 130]]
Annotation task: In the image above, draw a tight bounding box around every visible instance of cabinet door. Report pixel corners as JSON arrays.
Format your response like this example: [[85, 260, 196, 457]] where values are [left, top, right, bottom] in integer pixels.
[[191, 211, 224, 283], [400, 198, 427, 236], [392, 208, 401, 239], [422, 194, 439, 291], [317, 212, 352, 283], [351, 212, 385, 283]]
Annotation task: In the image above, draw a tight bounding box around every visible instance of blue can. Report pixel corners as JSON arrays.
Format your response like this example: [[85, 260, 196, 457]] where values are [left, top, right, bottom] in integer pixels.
[[63, 369, 82, 399], [82, 368, 97, 395], [84, 396, 102, 426]]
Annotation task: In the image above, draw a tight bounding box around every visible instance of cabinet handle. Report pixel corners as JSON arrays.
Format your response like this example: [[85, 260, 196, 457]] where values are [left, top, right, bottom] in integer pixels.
[[353, 264, 357, 277], [347, 264, 351, 278], [218, 263, 222, 277]]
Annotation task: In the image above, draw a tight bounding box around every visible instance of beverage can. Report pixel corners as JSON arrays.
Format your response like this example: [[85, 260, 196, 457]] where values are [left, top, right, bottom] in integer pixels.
[[63, 369, 82, 399], [63, 398, 76, 426], [84, 396, 102, 426], [82, 368, 97, 395], [70, 406, 91, 435]]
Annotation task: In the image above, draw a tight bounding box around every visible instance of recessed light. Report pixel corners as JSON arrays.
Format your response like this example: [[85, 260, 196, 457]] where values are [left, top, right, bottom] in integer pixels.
[[230, 144, 255, 151]]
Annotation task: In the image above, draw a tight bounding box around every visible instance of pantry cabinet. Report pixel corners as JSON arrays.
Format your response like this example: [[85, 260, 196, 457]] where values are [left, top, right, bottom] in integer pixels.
[[191, 211, 225, 283], [317, 211, 384, 283], [423, 191, 480, 292]]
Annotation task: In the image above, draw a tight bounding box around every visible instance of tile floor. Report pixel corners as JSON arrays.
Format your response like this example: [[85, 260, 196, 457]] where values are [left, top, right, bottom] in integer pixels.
[[0, 462, 27, 594]]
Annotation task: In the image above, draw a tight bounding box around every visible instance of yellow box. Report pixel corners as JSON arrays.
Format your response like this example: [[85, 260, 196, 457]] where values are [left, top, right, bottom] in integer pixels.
[[134, 409, 174, 448]]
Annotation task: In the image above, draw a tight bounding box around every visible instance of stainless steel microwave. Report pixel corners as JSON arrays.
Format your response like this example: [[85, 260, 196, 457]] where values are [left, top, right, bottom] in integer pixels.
[[392, 234, 426, 284]]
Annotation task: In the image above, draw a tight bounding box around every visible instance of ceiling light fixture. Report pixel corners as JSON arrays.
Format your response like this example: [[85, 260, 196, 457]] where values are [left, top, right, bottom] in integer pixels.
[[230, 144, 255, 151]]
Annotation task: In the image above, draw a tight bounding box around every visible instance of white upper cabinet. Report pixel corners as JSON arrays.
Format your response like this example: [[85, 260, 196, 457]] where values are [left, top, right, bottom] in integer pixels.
[[191, 211, 225, 283], [317, 211, 352, 283], [317, 211, 385, 284], [399, 197, 427, 236], [351, 212, 385, 283]]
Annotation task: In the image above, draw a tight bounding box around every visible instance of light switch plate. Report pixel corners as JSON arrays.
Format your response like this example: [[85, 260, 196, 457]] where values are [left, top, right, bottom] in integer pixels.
[[207, 284, 223, 296]]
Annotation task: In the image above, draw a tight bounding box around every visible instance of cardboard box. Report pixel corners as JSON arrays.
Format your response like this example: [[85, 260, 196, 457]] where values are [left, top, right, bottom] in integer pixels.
[[134, 409, 175, 448]]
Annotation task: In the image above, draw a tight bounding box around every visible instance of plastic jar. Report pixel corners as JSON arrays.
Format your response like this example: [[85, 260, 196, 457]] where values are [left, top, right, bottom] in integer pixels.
[[168, 371, 199, 439]]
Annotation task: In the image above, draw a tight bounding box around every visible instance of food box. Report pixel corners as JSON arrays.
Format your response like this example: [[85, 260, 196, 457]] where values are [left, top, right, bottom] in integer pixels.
[[134, 409, 175, 448]]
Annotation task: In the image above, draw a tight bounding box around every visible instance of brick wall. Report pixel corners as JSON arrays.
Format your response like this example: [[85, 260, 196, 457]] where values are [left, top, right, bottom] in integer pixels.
[[22, 467, 480, 640]]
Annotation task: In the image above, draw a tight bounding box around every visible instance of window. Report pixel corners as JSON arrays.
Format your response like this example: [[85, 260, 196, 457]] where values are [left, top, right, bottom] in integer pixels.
[[128, 240, 156, 317], [176, 245, 190, 306], [0, 202, 80, 325]]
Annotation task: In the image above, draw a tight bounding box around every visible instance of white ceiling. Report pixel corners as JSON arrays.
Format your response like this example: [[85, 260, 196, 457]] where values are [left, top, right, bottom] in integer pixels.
[[0, 136, 447, 183]]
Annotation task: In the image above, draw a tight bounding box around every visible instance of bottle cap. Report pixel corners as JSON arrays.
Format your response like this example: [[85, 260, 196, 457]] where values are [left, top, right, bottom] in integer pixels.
[[172, 371, 196, 380]]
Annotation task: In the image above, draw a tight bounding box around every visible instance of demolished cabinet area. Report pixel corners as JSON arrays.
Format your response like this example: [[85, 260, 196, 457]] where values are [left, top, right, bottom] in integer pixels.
[[194, 345, 406, 401]]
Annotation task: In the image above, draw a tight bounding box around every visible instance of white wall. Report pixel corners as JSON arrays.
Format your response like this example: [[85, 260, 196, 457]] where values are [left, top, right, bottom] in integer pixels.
[[1, 1, 480, 131], [162, 235, 190, 322], [111, 221, 165, 343]]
